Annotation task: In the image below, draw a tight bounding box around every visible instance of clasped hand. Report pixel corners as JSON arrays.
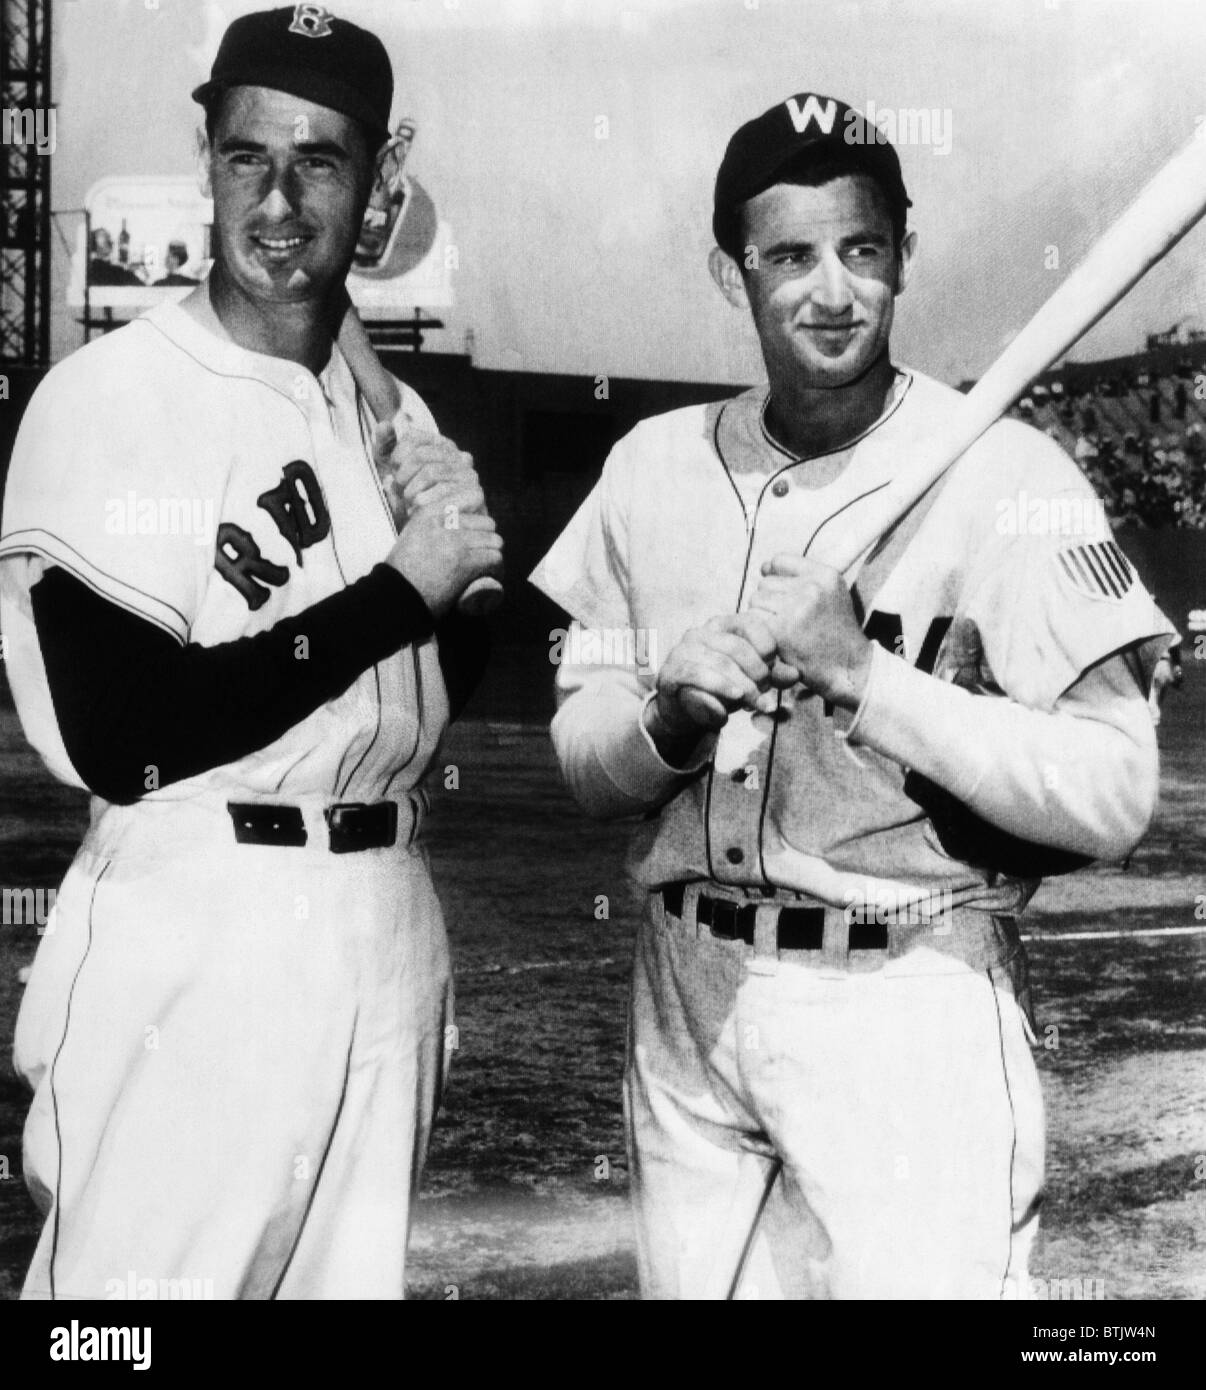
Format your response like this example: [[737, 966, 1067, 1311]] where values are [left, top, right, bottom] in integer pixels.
[[651, 554, 873, 739]]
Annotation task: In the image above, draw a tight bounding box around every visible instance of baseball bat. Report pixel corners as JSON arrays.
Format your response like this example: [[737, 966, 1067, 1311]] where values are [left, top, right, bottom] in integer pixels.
[[681, 128, 1206, 727], [826, 127, 1206, 573], [336, 300, 504, 618]]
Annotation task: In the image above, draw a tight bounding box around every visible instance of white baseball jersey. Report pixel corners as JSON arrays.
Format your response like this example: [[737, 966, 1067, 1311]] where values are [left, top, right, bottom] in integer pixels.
[[0, 297, 447, 803], [533, 370, 1174, 920]]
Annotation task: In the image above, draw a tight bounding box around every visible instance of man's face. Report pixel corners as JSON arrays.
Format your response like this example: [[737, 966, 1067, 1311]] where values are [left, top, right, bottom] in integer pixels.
[[93, 229, 112, 259], [730, 173, 913, 390], [203, 86, 377, 304]]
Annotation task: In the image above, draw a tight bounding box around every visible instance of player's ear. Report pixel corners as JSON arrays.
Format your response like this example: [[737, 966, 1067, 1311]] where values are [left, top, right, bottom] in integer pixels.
[[195, 127, 213, 199], [708, 246, 750, 310], [894, 230, 918, 295]]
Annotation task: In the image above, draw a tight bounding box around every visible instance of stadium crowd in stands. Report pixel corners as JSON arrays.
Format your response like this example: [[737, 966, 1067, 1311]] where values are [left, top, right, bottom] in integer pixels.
[[1004, 349, 1206, 528]]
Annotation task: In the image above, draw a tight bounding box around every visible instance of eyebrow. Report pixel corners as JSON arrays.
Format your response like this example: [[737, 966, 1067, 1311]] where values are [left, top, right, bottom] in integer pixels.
[[763, 229, 892, 256], [215, 137, 351, 158], [293, 141, 351, 158]]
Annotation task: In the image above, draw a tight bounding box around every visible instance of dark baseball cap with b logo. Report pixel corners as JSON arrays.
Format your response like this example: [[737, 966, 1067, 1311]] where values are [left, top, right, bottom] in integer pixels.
[[713, 93, 911, 246], [192, 4, 393, 150]]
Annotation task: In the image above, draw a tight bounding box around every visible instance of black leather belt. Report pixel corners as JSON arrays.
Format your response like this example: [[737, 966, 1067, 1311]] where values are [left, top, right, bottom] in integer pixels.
[[228, 801, 399, 853], [661, 884, 889, 952]]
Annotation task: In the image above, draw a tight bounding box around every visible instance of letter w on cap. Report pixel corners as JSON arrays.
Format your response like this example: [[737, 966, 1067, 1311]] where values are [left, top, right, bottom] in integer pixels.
[[785, 95, 837, 135]]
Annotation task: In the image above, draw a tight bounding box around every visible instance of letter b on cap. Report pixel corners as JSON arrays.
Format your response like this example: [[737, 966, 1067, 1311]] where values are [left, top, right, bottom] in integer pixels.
[[290, 3, 334, 37]]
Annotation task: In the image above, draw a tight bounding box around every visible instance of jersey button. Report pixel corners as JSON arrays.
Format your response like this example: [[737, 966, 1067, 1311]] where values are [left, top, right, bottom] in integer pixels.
[[726, 847, 744, 864], [771, 478, 790, 498]]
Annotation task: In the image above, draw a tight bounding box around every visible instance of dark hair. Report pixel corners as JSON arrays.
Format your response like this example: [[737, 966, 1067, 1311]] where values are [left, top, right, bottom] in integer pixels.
[[716, 147, 909, 264], [202, 91, 383, 165]]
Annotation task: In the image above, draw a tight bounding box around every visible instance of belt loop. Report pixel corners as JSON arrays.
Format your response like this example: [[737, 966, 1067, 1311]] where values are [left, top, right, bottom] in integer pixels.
[[747, 902, 780, 976], [822, 905, 850, 970], [683, 882, 706, 943]]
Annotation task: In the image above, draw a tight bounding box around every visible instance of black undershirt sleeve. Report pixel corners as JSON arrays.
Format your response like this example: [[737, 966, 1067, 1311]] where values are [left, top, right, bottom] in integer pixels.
[[435, 607, 491, 724], [32, 565, 489, 804]]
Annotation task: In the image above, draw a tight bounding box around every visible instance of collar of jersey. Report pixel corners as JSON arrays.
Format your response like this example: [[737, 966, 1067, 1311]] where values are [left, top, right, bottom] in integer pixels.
[[757, 367, 913, 464], [141, 297, 339, 415]]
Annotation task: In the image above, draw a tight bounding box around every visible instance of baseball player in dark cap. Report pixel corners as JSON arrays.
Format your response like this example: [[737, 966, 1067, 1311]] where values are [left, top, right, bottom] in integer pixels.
[[533, 93, 1174, 1298], [1, 5, 500, 1299]]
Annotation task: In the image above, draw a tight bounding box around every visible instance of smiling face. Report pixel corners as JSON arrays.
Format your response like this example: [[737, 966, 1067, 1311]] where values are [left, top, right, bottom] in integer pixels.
[[202, 85, 378, 306], [720, 173, 915, 393]]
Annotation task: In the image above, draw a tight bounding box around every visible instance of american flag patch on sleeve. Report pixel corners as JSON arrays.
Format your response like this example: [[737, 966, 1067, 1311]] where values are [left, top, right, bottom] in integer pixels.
[[1056, 540, 1134, 600]]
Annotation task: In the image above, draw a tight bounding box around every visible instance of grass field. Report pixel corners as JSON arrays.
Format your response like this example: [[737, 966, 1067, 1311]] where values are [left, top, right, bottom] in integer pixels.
[[1, 661, 1203, 1301]]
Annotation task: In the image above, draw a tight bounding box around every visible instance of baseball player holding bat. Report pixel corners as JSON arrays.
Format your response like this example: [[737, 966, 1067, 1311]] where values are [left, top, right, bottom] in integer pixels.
[[532, 93, 1176, 1299], [0, 5, 500, 1299]]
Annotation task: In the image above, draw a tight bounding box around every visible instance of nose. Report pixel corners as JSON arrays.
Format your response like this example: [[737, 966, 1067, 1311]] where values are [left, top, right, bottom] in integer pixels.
[[808, 248, 854, 315], [258, 185, 295, 222]]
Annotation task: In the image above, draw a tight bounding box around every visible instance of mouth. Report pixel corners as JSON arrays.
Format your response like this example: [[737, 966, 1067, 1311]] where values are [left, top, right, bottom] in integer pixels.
[[801, 322, 862, 355], [804, 322, 859, 337], [249, 233, 313, 267]]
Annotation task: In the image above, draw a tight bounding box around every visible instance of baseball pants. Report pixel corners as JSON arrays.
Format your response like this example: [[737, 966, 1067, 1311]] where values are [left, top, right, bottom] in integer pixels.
[[625, 889, 1045, 1300], [14, 793, 452, 1300]]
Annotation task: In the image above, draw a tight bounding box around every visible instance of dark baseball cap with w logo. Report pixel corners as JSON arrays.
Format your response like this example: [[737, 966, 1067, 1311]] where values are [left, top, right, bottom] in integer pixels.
[[192, 5, 393, 150], [713, 93, 911, 247]]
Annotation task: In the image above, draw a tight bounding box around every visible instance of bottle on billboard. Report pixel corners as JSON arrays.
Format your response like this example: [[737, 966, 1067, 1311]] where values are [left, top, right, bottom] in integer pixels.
[[355, 121, 416, 270]]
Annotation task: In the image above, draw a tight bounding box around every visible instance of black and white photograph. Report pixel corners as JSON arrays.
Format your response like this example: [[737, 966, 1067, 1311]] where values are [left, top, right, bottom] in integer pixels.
[[0, 0, 1202, 1344]]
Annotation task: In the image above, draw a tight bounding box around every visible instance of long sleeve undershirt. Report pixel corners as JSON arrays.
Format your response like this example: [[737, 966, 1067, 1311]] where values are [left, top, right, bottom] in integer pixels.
[[32, 565, 489, 804]]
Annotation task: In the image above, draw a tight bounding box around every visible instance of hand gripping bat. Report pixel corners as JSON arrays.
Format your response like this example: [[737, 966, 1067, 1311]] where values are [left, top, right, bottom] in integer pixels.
[[337, 298, 504, 619]]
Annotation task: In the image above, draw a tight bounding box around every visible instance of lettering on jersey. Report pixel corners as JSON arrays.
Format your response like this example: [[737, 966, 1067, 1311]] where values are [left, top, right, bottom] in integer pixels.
[[853, 601, 952, 675], [823, 608, 952, 716], [215, 524, 290, 610], [257, 460, 331, 565], [915, 616, 954, 675], [852, 608, 1088, 878], [215, 461, 331, 606], [863, 610, 903, 660]]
